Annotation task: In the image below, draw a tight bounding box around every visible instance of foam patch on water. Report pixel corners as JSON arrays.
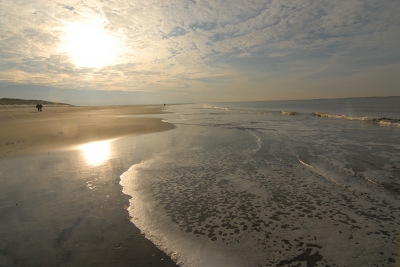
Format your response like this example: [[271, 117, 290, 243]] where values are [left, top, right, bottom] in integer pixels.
[[120, 155, 248, 267], [282, 111, 299, 115], [315, 113, 400, 126]]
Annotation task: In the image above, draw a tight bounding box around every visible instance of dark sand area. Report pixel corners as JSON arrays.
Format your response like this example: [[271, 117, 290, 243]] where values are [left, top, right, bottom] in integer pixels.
[[0, 105, 178, 266]]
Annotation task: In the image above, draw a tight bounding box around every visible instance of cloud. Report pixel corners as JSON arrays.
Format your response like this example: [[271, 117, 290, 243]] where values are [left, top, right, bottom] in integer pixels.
[[0, 0, 399, 101]]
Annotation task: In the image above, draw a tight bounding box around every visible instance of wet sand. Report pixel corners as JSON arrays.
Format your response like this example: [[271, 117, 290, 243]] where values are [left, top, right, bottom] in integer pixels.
[[0, 105, 178, 267], [0, 105, 175, 158]]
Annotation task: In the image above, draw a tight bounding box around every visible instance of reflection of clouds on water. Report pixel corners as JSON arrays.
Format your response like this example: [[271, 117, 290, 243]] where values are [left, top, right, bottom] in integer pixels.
[[80, 140, 112, 166]]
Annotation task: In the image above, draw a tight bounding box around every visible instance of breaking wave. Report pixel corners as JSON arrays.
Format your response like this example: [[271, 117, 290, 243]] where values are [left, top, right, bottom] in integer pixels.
[[202, 104, 400, 127], [314, 113, 400, 126], [203, 104, 273, 115], [203, 104, 230, 111], [282, 111, 299, 115]]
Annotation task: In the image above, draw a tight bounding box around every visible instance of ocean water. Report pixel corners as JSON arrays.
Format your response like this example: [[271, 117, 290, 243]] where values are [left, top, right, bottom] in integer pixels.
[[120, 97, 400, 267]]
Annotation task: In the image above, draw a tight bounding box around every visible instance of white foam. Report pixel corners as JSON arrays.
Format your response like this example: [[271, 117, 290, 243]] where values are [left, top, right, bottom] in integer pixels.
[[247, 130, 262, 153], [281, 111, 298, 115], [120, 156, 248, 267], [315, 113, 400, 126], [297, 156, 353, 192], [203, 104, 230, 111]]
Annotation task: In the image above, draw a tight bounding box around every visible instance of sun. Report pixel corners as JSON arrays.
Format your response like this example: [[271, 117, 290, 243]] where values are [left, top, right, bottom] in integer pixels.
[[62, 22, 121, 68]]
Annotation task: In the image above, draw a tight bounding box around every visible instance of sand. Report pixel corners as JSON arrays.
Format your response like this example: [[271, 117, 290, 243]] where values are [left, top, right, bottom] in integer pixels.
[[0, 105, 178, 267], [0, 105, 175, 158]]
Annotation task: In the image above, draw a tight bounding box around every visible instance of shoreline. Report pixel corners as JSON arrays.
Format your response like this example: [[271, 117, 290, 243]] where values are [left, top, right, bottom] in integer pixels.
[[0, 105, 179, 267], [0, 105, 175, 159]]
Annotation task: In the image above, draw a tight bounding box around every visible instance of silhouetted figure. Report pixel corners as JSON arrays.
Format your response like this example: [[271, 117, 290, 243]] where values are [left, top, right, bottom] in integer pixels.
[[39, 104, 43, 112], [36, 104, 40, 112]]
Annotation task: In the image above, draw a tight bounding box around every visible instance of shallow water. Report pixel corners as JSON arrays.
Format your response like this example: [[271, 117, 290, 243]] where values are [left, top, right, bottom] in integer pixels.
[[0, 134, 178, 267], [120, 98, 400, 267]]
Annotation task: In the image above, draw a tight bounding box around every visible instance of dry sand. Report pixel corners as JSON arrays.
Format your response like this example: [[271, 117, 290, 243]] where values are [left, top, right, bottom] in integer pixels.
[[0, 105, 178, 267], [0, 105, 175, 158]]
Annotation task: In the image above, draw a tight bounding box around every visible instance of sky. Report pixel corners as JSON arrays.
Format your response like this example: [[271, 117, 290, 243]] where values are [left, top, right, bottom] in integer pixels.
[[0, 0, 399, 105]]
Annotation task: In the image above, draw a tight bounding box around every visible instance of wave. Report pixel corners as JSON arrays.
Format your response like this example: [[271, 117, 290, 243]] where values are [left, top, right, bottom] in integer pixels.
[[248, 131, 262, 153], [314, 113, 400, 126], [203, 104, 400, 127], [213, 124, 265, 131], [316, 155, 400, 195], [203, 104, 276, 116], [281, 111, 299, 115], [203, 104, 230, 111], [297, 156, 353, 192]]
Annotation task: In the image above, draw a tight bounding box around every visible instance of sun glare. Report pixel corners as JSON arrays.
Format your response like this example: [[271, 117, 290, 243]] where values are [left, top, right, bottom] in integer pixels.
[[81, 140, 112, 166], [62, 22, 121, 68]]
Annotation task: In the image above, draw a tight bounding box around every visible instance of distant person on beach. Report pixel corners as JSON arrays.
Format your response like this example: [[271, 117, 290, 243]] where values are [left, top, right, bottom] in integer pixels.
[[36, 104, 40, 112], [39, 104, 43, 112]]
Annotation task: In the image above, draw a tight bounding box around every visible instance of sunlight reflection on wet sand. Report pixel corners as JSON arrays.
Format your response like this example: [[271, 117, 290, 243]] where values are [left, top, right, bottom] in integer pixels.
[[80, 140, 113, 166]]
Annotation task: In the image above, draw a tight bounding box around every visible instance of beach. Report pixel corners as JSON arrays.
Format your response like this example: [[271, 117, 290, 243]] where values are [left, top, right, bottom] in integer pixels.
[[0, 105, 175, 158], [1, 99, 399, 267], [0, 105, 178, 267]]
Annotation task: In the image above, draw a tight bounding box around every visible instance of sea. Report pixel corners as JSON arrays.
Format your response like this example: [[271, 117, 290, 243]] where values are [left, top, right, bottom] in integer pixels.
[[120, 96, 400, 267]]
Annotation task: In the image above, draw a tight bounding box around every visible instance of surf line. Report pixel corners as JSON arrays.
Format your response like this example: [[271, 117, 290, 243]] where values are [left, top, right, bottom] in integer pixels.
[[317, 155, 385, 190], [297, 156, 353, 192], [247, 130, 262, 153]]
